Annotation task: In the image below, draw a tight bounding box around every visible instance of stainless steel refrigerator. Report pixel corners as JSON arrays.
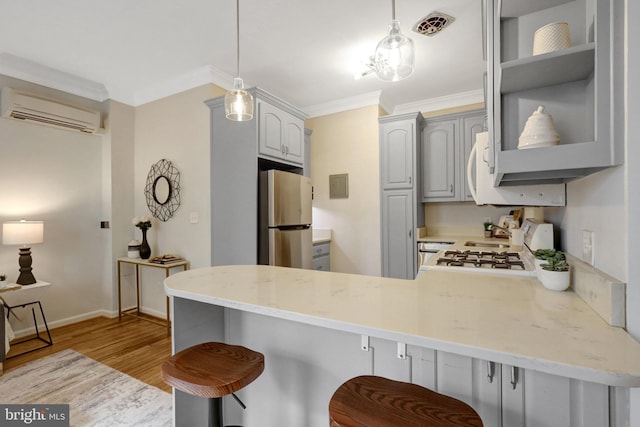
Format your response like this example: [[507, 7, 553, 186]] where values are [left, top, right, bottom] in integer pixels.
[[258, 169, 312, 269]]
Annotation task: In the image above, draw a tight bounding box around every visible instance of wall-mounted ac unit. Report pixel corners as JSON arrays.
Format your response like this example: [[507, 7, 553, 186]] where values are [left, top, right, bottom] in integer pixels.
[[0, 87, 101, 134]]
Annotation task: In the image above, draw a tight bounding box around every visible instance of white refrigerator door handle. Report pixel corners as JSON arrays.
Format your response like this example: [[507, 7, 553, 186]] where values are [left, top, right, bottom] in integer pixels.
[[467, 141, 478, 203]]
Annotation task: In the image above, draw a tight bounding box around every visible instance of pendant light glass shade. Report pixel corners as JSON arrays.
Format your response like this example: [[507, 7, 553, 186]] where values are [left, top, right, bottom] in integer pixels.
[[374, 1, 415, 82], [225, 77, 254, 121], [225, 0, 254, 121]]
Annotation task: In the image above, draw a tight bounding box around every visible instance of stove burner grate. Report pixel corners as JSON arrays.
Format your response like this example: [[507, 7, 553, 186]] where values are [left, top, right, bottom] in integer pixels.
[[435, 249, 527, 270]]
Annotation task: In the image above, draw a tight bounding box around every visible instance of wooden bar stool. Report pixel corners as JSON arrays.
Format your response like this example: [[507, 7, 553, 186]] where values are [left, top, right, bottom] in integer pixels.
[[329, 375, 483, 427], [161, 342, 264, 427]]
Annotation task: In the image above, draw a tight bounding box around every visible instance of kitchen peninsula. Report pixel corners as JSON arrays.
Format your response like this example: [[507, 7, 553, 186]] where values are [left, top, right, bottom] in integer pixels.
[[165, 265, 640, 426]]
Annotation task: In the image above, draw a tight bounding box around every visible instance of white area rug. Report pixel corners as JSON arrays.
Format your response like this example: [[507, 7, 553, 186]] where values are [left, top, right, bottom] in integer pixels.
[[0, 349, 172, 426]]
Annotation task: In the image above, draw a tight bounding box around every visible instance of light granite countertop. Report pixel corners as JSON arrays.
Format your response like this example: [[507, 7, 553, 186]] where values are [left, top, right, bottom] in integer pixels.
[[417, 233, 626, 328], [165, 265, 640, 387]]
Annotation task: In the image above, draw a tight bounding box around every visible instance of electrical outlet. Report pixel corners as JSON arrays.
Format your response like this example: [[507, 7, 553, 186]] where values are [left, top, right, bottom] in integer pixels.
[[582, 230, 595, 265]]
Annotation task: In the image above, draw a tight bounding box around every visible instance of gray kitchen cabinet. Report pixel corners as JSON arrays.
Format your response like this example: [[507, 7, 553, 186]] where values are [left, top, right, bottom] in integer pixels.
[[517, 368, 609, 427], [257, 95, 305, 166], [380, 190, 415, 279], [486, 0, 624, 185], [206, 88, 306, 266], [421, 119, 456, 200], [433, 350, 610, 427], [379, 113, 424, 279], [380, 117, 416, 190], [363, 340, 610, 426], [312, 241, 330, 271], [421, 110, 485, 202]]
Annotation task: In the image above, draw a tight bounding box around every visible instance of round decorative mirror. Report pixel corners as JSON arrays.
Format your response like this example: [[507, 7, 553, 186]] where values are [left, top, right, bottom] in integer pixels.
[[144, 159, 181, 221], [153, 176, 172, 205]]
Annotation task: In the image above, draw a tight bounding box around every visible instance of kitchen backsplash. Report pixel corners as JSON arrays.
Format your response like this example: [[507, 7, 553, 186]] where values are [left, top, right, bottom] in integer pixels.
[[424, 202, 515, 235]]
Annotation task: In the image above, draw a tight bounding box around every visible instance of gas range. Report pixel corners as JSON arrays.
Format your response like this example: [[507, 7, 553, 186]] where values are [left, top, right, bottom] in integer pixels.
[[432, 249, 534, 276], [419, 219, 553, 278]]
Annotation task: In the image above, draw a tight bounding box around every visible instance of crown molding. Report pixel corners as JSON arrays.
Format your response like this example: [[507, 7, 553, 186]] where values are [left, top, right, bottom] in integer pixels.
[[392, 89, 484, 115], [301, 89, 483, 118], [303, 90, 382, 118], [0, 53, 109, 101], [0, 54, 484, 115], [132, 65, 236, 106]]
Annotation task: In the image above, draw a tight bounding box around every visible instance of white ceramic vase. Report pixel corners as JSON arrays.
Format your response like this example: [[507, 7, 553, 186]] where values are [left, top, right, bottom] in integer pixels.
[[518, 106, 560, 149], [538, 267, 571, 291], [0, 280, 7, 289]]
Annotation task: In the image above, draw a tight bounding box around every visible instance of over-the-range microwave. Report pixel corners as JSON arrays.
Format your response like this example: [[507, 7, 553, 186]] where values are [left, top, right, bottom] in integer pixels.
[[466, 132, 566, 206]]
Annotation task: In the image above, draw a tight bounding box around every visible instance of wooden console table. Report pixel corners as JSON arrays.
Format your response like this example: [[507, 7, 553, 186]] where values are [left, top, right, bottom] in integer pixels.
[[116, 257, 188, 334]]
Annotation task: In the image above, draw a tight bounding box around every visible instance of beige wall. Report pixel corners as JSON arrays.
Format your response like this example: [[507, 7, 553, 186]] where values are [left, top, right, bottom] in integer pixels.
[[307, 105, 381, 276], [0, 106, 107, 332], [132, 84, 224, 316]]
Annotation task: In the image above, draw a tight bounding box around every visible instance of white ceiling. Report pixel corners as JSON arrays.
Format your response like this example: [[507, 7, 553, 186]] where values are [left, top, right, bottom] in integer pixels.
[[0, 0, 486, 115]]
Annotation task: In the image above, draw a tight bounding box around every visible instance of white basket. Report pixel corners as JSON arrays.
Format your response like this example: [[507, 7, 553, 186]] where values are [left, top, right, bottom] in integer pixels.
[[533, 22, 570, 55]]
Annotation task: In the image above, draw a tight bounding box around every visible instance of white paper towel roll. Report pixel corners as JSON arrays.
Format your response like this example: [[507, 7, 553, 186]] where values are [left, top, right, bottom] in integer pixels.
[[510, 229, 525, 250]]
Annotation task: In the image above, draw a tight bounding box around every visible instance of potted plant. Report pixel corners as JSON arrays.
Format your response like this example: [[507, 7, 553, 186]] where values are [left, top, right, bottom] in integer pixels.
[[533, 249, 565, 277], [483, 221, 493, 238], [0, 274, 7, 289], [538, 258, 571, 291], [132, 215, 153, 259]]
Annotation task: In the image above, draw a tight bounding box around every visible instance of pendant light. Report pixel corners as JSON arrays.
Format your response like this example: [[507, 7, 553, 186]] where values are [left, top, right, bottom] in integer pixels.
[[374, 0, 415, 82], [225, 0, 254, 121]]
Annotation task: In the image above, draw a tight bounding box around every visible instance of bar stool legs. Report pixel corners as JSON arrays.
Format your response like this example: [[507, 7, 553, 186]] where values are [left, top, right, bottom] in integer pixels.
[[209, 398, 222, 427]]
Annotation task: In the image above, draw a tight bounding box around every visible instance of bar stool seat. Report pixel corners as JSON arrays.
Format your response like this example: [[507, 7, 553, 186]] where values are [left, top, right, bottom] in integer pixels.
[[161, 342, 264, 427], [329, 375, 483, 427]]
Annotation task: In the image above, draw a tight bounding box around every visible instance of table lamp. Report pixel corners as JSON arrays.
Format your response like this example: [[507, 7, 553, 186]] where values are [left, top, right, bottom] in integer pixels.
[[2, 220, 44, 285]]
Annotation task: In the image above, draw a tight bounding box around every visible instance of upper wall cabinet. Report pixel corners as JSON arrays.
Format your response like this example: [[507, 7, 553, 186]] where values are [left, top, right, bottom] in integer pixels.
[[422, 110, 485, 202], [380, 118, 416, 190], [422, 120, 456, 200], [487, 0, 624, 185], [257, 93, 306, 166]]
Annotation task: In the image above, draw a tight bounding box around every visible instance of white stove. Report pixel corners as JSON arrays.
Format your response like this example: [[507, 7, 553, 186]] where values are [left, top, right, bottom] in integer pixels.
[[419, 219, 553, 277], [430, 249, 535, 276]]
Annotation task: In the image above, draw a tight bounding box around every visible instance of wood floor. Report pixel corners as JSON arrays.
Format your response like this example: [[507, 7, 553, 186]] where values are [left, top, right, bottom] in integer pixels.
[[3, 315, 173, 392]]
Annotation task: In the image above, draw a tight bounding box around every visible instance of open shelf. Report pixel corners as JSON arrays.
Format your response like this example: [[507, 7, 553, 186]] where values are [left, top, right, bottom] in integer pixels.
[[501, 43, 595, 94]]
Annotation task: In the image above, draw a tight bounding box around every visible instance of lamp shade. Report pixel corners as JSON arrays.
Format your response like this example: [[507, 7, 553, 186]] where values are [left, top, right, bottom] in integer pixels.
[[225, 77, 254, 121], [2, 220, 44, 246]]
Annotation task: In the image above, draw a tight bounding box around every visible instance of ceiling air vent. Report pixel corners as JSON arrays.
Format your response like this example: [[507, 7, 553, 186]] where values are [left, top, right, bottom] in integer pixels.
[[413, 12, 455, 37]]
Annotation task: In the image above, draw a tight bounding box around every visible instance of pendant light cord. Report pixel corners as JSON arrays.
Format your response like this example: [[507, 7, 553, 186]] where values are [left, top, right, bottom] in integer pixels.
[[391, 0, 396, 20], [236, 0, 240, 78]]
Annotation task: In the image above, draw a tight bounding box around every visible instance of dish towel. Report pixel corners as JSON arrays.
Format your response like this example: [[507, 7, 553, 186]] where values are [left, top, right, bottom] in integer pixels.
[[1, 296, 16, 355], [5, 319, 14, 355]]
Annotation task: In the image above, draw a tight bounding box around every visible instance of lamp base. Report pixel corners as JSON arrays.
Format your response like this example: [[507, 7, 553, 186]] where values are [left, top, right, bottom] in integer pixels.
[[16, 247, 37, 285]]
